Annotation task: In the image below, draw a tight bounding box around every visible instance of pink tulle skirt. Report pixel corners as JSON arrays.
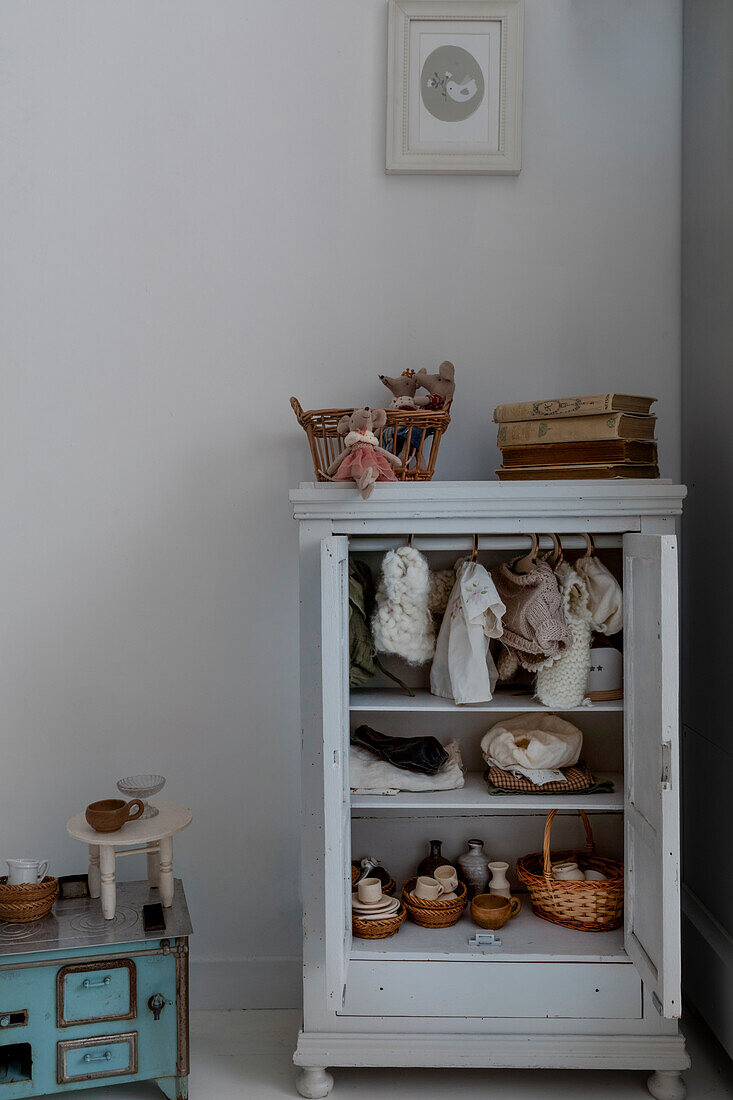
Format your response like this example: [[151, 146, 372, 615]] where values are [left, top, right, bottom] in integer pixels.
[[335, 443, 398, 483]]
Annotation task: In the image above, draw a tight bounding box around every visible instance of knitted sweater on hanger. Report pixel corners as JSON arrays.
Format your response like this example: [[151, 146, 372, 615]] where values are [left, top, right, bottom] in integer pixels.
[[535, 561, 593, 708], [491, 558, 572, 672]]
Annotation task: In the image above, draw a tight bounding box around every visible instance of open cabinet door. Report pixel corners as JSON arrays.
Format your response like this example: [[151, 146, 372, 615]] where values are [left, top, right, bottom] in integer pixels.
[[623, 534, 681, 1018], [321, 536, 352, 1011]]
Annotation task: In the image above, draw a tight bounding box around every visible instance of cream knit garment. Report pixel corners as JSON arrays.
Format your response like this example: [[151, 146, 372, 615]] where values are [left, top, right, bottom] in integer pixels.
[[535, 561, 593, 708], [372, 546, 435, 665]]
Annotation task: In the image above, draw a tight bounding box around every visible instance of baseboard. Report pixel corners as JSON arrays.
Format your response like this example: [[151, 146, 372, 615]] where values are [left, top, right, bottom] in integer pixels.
[[682, 884, 733, 1058], [190, 956, 301, 1009]]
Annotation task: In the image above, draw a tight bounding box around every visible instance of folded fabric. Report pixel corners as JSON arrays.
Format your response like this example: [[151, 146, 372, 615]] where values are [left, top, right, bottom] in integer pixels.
[[486, 773, 615, 797], [480, 712, 583, 784], [574, 554, 623, 635], [350, 740, 465, 793], [491, 558, 572, 671], [351, 724, 449, 775], [486, 759, 596, 793], [430, 559, 505, 704]]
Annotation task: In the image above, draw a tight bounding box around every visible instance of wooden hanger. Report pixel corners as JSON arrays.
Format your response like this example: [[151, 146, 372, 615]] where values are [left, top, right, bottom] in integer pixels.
[[580, 532, 595, 559], [471, 533, 480, 562], [513, 533, 539, 575], [548, 533, 563, 570]]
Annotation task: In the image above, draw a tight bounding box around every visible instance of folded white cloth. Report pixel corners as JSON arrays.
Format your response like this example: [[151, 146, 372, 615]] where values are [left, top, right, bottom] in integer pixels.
[[350, 740, 465, 793], [480, 713, 583, 785], [574, 554, 623, 636]]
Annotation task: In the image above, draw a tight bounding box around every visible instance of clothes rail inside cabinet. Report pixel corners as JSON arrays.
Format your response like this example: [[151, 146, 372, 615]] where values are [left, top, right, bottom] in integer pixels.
[[348, 534, 624, 552]]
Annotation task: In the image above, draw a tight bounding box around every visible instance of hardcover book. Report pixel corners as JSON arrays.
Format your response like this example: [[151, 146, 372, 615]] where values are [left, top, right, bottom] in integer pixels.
[[493, 393, 657, 423], [497, 413, 657, 447], [500, 440, 658, 467], [496, 464, 660, 481]]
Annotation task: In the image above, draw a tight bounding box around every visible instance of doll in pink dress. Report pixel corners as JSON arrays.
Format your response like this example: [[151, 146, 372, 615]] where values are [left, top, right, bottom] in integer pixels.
[[322, 408, 402, 499]]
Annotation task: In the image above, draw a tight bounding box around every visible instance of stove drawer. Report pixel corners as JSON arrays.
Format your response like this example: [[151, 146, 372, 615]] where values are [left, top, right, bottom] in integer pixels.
[[57, 960, 136, 1027], [56, 1031, 138, 1084]]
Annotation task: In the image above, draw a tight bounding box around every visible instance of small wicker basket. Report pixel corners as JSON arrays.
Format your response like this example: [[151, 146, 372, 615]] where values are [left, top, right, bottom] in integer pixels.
[[291, 397, 451, 483], [352, 904, 406, 940], [0, 876, 58, 924], [401, 878, 468, 928], [516, 810, 624, 932]]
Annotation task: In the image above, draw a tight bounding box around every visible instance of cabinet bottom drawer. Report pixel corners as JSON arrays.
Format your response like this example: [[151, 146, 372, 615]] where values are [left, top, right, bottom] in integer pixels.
[[57, 1032, 138, 1084], [342, 961, 641, 1019]]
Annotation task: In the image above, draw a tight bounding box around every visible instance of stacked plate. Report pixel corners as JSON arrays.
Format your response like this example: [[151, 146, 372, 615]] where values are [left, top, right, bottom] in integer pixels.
[[351, 892, 401, 921]]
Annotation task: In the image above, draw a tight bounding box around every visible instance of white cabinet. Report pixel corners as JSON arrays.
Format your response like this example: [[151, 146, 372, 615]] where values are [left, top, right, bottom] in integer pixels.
[[291, 483, 689, 1100]]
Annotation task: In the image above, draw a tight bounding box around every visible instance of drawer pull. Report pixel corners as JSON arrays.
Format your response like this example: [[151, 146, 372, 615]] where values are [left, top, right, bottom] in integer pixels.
[[82, 1050, 112, 1064], [82, 975, 112, 989]]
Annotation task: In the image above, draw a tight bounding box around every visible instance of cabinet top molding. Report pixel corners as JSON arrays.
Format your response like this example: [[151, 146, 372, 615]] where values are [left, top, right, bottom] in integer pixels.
[[290, 481, 686, 523]]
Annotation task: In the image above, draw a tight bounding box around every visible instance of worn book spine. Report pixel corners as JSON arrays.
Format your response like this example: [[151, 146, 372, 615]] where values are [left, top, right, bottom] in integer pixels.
[[496, 464, 660, 481], [500, 440, 658, 467], [497, 414, 656, 446], [494, 394, 618, 423]]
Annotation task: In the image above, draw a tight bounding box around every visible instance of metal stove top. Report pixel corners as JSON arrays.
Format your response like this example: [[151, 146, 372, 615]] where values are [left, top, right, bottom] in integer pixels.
[[0, 879, 192, 957]]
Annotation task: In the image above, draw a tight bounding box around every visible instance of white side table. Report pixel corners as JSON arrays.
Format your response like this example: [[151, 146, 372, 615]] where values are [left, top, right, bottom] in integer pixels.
[[66, 801, 192, 920]]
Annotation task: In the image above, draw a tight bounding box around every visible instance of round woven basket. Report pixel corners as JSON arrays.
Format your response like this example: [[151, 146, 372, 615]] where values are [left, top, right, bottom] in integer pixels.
[[401, 878, 468, 928], [352, 904, 406, 940], [516, 810, 624, 932], [0, 876, 58, 924], [291, 397, 451, 483]]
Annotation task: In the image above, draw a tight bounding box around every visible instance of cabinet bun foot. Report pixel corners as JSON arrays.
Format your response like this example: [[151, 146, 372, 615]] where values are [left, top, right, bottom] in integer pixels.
[[296, 1067, 334, 1098], [647, 1071, 687, 1100]]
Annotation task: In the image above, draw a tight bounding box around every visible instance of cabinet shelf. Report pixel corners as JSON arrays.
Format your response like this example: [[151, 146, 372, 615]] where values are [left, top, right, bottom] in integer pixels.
[[351, 905, 627, 963], [350, 688, 624, 713], [350, 771, 623, 815]]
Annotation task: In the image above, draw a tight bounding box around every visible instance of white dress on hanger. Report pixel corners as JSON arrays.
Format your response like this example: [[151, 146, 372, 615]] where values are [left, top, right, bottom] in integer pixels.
[[430, 560, 505, 705]]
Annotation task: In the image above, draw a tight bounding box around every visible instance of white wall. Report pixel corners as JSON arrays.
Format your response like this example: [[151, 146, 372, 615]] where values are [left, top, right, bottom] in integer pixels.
[[680, 0, 733, 1058], [0, 0, 681, 1007]]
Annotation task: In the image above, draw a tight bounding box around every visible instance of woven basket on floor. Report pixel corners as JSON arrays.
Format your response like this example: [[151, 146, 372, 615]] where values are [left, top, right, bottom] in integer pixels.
[[0, 876, 58, 924], [291, 397, 451, 483], [516, 810, 624, 932], [401, 878, 468, 928], [352, 904, 406, 940]]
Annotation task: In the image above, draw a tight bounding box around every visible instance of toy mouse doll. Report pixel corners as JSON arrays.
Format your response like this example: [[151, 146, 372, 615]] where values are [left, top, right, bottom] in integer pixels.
[[321, 408, 402, 499]]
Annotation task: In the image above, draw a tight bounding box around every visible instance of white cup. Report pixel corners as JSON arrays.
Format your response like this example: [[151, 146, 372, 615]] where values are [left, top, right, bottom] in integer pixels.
[[553, 861, 585, 882], [357, 877, 382, 905], [433, 865, 458, 893], [6, 859, 49, 885], [583, 869, 608, 882], [413, 876, 445, 901]]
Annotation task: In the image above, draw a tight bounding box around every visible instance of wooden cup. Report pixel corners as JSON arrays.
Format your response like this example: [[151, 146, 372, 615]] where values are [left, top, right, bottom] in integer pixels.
[[85, 799, 145, 833], [470, 893, 522, 930]]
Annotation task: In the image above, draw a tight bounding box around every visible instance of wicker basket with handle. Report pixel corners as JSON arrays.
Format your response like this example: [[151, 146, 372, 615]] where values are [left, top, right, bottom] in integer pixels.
[[0, 876, 58, 924], [516, 809, 624, 932], [291, 397, 451, 483]]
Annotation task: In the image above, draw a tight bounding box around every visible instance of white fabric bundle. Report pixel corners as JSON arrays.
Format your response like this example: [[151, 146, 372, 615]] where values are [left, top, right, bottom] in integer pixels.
[[480, 713, 583, 785], [535, 561, 593, 709], [350, 740, 465, 794], [430, 560, 505, 704], [372, 547, 435, 665], [574, 555, 623, 635]]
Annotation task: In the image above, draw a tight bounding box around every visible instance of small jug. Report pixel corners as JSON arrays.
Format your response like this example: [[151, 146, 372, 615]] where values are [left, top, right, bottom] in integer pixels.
[[417, 840, 452, 879], [457, 839, 490, 896], [6, 859, 49, 885], [487, 861, 511, 899]]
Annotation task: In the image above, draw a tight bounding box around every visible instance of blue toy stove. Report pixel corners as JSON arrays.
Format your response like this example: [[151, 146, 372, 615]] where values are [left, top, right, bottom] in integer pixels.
[[0, 880, 191, 1099]]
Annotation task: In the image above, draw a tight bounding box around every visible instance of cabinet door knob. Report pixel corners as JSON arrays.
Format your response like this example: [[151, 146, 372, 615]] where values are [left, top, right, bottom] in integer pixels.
[[147, 992, 171, 1021]]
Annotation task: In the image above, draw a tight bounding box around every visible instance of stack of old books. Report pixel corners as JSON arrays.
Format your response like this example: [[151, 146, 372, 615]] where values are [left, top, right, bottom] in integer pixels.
[[494, 393, 659, 480]]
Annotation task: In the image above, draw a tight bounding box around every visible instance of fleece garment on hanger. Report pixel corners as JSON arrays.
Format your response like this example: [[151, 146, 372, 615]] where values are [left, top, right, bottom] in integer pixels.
[[574, 554, 623, 635], [430, 560, 505, 705], [372, 546, 435, 665], [351, 725, 449, 775], [491, 558, 572, 672], [535, 561, 593, 708]]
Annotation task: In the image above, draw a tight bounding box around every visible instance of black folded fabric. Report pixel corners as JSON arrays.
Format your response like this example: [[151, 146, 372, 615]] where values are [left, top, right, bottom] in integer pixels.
[[351, 725, 449, 776]]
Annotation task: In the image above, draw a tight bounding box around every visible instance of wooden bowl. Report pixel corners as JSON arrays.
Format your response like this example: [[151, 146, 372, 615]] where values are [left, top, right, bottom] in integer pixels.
[[470, 893, 522, 930]]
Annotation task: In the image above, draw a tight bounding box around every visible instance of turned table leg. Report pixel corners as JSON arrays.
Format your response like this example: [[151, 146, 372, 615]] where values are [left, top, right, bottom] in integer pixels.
[[147, 843, 161, 889], [88, 845, 101, 898], [99, 845, 117, 920], [158, 836, 174, 907]]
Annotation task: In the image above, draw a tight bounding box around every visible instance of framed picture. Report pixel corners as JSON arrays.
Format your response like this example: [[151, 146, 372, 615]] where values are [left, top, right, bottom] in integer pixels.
[[386, 0, 523, 174]]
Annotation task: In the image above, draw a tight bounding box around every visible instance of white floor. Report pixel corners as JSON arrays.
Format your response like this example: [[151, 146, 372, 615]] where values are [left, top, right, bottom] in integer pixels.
[[62, 1008, 732, 1099]]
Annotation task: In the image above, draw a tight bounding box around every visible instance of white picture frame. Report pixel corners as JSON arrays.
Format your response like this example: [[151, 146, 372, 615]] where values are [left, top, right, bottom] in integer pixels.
[[386, 0, 524, 174]]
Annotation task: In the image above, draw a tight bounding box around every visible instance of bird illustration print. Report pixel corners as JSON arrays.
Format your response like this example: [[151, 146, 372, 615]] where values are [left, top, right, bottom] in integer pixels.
[[444, 72, 478, 103]]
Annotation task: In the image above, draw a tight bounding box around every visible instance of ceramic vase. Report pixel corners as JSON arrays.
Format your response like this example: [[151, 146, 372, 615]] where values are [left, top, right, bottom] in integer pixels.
[[457, 839, 490, 896], [487, 861, 511, 899], [417, 840, 452, 878]]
